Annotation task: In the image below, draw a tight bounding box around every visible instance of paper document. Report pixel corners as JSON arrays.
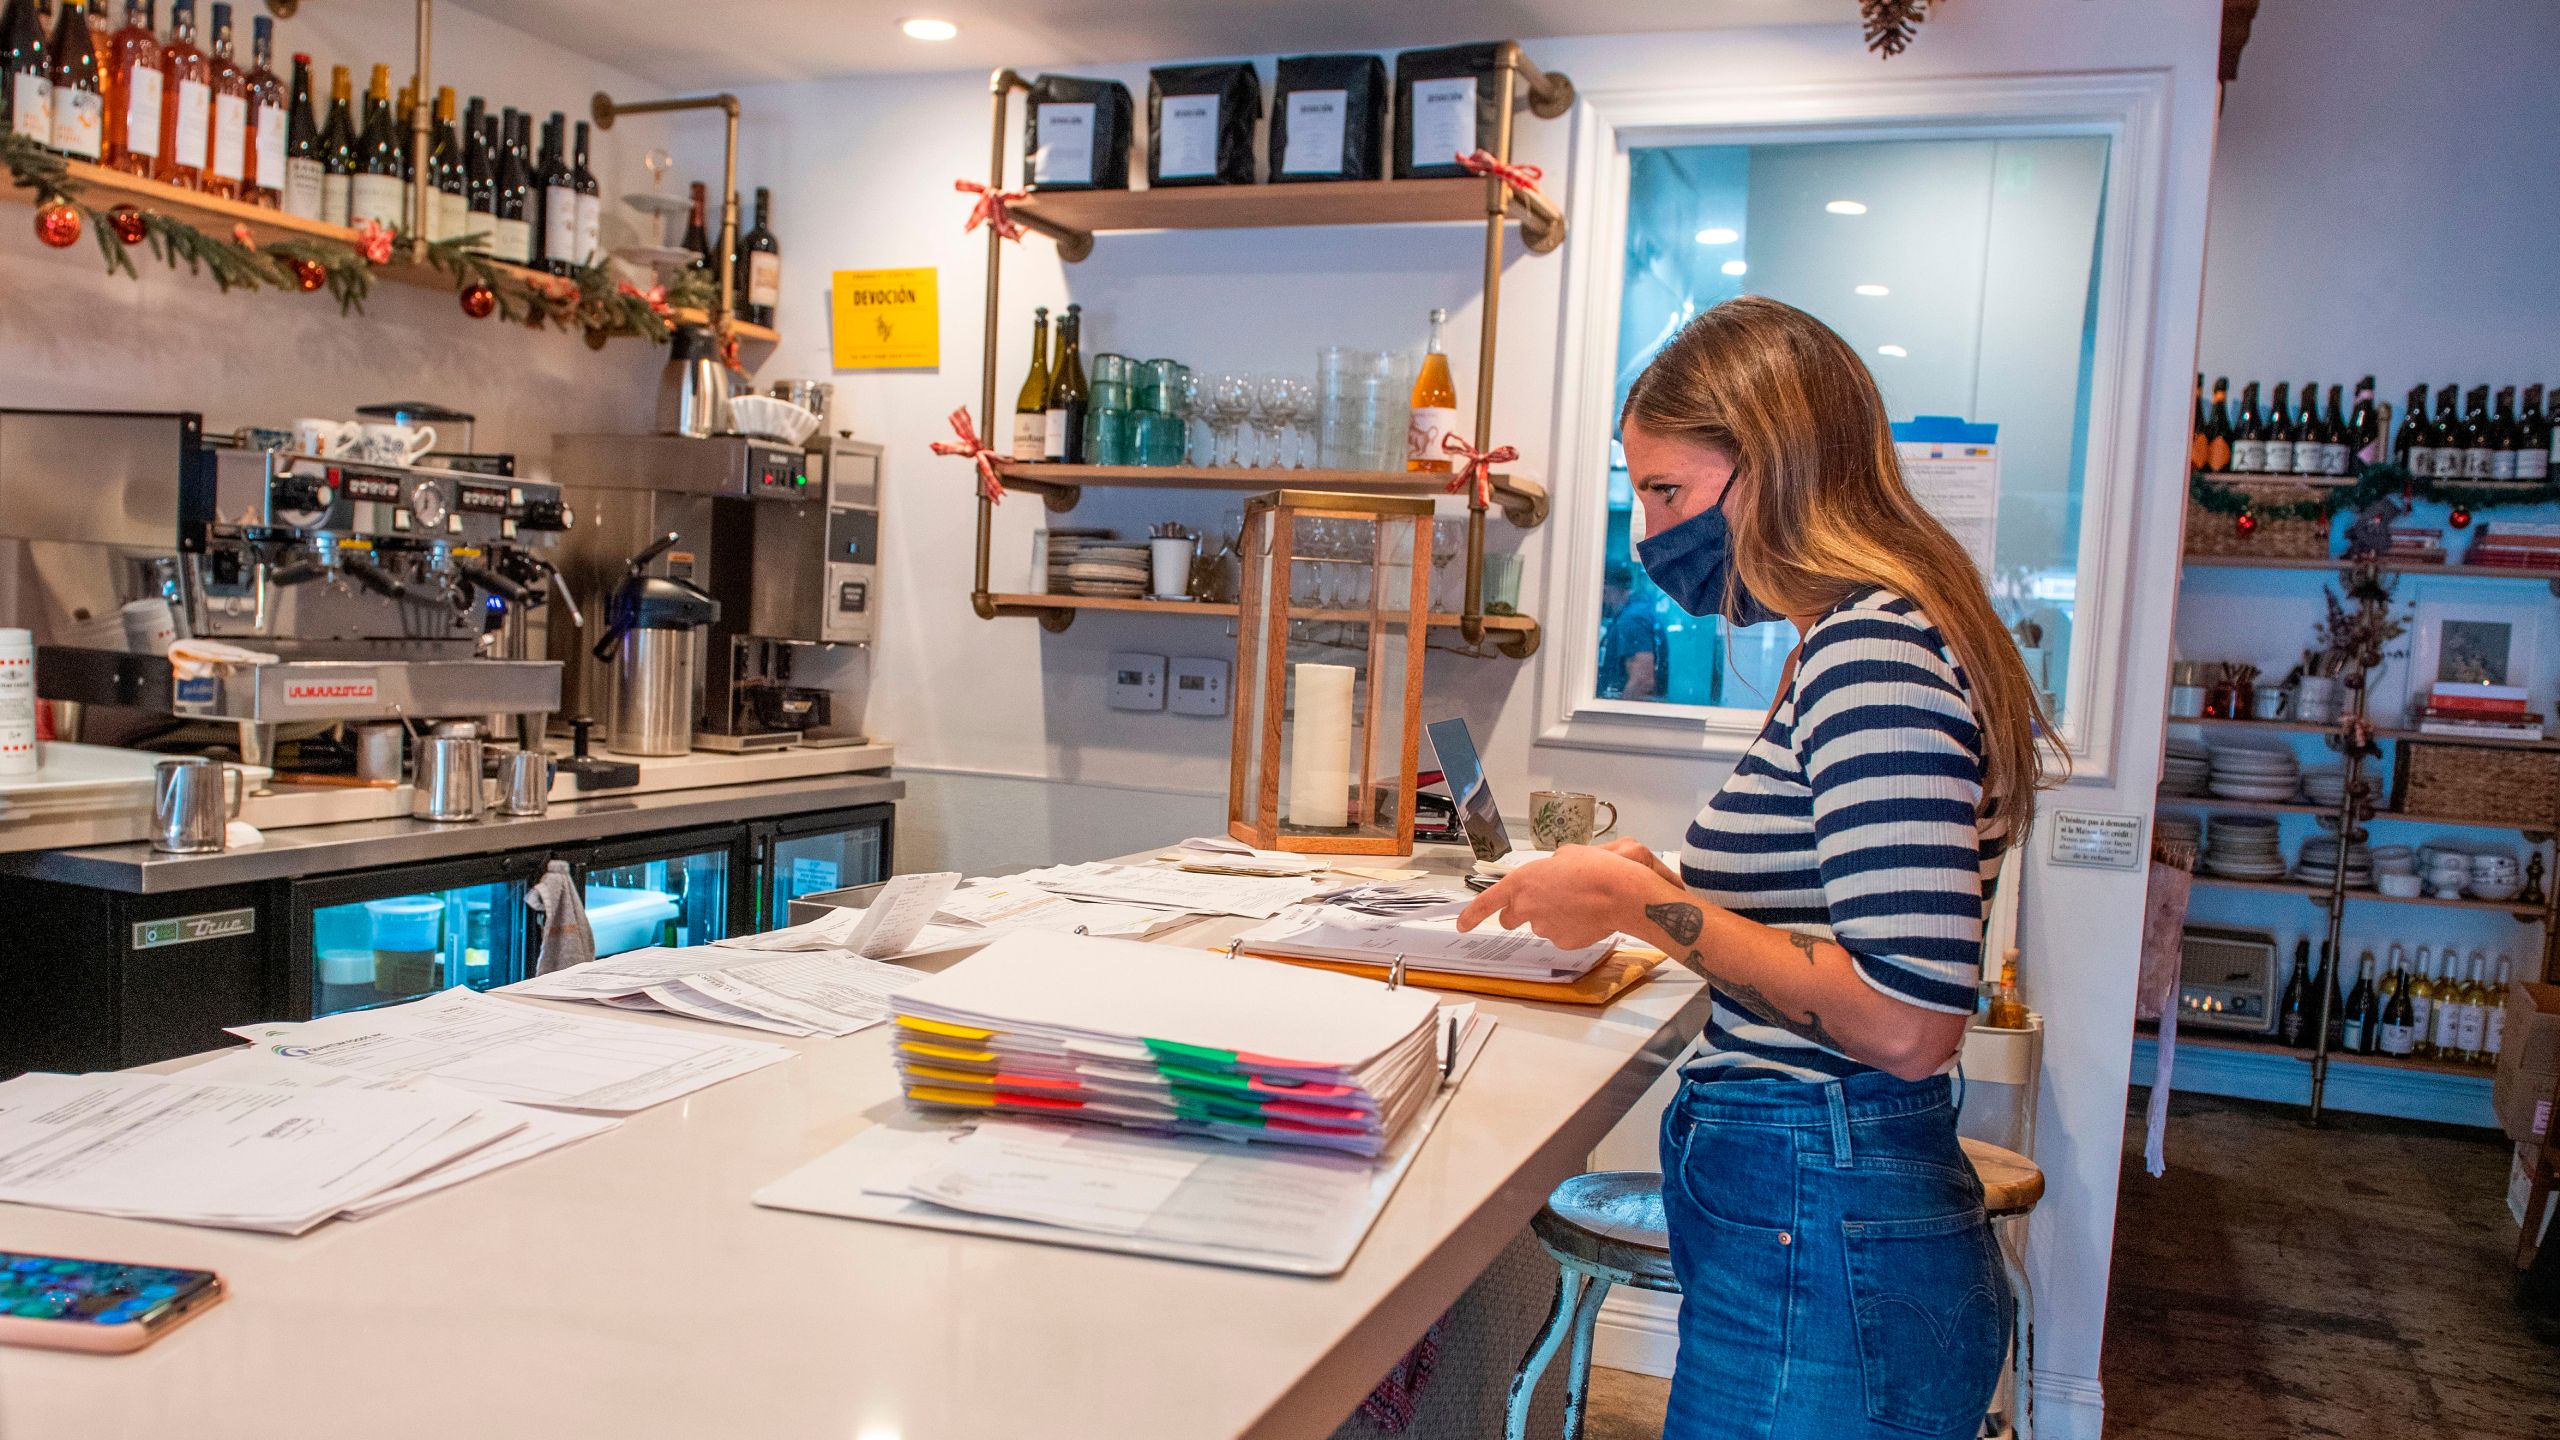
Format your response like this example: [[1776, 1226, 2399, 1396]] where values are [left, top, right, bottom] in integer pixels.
[[509, 945, 742, 998], [936, 880, 1193, 939], [898, 1121, 1205, 1235], [835, 871, 962, 957], [1239, 904, 1617, 981], [1014, 861, 1326, 918], [228, 989, 792, 1114]]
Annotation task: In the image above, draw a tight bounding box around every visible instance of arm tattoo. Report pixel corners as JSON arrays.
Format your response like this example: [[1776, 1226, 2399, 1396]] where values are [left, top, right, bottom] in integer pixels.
[[1714, 972, 1849, 1051], [1787, 930, 1821, 964], [1645, 902, 1704, 947]]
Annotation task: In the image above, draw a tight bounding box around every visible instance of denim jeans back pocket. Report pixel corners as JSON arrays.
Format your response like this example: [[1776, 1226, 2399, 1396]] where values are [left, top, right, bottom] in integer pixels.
[[1838, 1208, 2010, 1436]]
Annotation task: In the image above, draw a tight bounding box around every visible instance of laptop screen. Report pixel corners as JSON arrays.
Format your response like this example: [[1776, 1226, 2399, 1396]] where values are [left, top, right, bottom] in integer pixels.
[[1425, 718, 1511, 861]]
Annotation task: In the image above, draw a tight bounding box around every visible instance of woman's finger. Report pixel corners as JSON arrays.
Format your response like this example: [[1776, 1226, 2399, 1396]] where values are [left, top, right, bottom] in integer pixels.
[[1455, 875, 1515, 932]]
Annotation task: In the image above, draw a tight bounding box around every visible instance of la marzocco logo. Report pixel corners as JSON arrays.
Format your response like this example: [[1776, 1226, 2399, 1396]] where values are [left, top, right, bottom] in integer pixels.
[[284, 680, 377, 704]]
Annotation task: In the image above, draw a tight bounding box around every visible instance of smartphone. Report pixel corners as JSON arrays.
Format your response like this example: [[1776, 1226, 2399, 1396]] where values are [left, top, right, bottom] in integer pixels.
[[0, 1252, 224, 1353]]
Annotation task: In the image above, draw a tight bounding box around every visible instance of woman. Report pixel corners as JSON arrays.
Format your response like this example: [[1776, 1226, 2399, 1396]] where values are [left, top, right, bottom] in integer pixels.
[[1457, 296, 2060, 1440]]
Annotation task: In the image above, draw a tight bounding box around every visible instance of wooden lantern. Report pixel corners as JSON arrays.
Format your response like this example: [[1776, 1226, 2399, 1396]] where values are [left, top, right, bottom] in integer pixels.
[[1228, 490, 1431, 855]]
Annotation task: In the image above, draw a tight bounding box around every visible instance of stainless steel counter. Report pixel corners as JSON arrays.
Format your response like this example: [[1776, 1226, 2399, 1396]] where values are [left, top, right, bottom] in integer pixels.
[[0, 772, 904, 894]]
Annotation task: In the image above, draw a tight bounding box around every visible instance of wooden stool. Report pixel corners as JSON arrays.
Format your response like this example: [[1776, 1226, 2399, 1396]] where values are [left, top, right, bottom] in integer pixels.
[[1963, 1137, 2046, 1440], [1503, 1171, 1677, 1440]]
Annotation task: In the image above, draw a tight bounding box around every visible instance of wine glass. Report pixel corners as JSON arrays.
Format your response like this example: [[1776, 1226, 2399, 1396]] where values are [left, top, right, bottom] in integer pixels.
[[1431, 518, 1462, 612], [1255, 374, 1299, 470], [1286, 377, 1320, 469], [1208, 374, 1254, 468], [1179, 370, 1204, 464]]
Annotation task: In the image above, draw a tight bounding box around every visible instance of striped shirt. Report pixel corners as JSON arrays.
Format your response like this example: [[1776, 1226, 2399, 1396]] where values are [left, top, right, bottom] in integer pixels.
[[1679, 588, 2003, 1080]]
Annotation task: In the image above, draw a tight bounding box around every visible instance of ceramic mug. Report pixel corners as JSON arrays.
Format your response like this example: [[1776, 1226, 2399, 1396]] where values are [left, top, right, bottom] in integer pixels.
[[1530, 790, 1619, 850], [358, 423, 437, 464], [2250, 686, 2289, 720], [293, 417, 363, 457]]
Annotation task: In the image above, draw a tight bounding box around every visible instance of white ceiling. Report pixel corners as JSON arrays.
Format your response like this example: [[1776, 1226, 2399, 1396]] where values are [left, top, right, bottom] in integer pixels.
[[444, 0, 1858, 89]]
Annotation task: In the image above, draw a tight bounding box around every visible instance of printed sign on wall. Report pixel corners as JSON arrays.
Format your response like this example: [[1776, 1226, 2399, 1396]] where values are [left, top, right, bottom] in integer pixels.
[[829, 267, 939, 370]]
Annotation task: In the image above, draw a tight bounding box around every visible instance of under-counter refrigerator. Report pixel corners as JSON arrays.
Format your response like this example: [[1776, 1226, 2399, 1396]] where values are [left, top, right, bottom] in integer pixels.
[[747, 804, 894, 932], [283, 852, 550, 1020], [556, 824, 752, 959]]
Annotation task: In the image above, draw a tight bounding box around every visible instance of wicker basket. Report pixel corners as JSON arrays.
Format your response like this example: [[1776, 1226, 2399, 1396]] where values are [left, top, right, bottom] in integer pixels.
[[2183, 478, 2334, 560], [2398, 741, 2560, 828]]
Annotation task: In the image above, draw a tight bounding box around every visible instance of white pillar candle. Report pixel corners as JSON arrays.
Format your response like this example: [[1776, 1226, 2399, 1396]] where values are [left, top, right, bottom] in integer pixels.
[[1287, 662, 1355, 828]]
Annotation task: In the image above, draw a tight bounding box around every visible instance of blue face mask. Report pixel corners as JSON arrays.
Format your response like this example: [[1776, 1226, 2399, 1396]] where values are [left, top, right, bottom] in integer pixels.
[[1635, 494, 1786, 627]]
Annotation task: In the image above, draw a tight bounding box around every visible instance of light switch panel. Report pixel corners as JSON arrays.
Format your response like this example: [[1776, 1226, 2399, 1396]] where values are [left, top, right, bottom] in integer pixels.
[[1108, 652, 1167, 711], [1168, 656, 1230, 717]]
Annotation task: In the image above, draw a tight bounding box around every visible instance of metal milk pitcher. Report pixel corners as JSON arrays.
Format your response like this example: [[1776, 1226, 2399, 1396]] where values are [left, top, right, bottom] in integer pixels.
[[151, 757, 243, 854]]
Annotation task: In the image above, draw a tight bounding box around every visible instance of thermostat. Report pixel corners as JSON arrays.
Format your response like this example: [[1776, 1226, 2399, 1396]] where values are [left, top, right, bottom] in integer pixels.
[[1169, 656, 1230, 717], [1108, 652, 1166, 712]]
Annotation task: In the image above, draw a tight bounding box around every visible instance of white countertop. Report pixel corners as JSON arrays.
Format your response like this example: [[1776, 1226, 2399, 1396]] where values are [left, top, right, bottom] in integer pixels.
[[0, 850, 1708, 1440]]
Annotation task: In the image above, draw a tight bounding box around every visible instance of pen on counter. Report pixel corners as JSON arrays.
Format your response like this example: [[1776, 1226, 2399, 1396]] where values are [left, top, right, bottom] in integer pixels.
[[1442, 1012, 1458, 1082]]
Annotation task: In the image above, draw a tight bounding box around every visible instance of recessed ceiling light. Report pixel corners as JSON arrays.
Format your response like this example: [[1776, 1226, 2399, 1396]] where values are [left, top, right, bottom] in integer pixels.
[[1694, 226, 1739, 245], [899, 17, 958, 41], [1826, 199, 1867, 215], [1855, 283, 1890, 297], [1720, 259, 1747, 277], [1877, 344, 1908, 358]]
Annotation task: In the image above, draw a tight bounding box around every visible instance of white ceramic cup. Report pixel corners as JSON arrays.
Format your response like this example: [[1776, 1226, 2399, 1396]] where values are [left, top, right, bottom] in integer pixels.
[[293, 417, 363, 457], [1150, 536, 1197, 599], [359, 423, 437, 463]]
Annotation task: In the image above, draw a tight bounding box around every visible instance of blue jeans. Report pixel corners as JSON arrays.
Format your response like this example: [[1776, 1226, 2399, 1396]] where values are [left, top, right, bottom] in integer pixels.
[[1657, 1069, 2011, 1440]]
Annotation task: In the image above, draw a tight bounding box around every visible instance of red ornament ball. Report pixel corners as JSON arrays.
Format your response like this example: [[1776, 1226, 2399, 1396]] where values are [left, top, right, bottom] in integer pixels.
[[2449, 505, 2473, 530], [107, 205, 147, 245], [34, 201, 81, 249], [289, 258, 327, 292], [2234, 510, 2258, 538], [458, 282, 497, 319]]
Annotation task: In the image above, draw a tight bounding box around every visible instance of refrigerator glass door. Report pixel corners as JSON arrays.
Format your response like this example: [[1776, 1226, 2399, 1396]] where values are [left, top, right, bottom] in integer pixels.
[[306, 877, 530, 1018], [768, 825, 887, 923], [579, 845, 736, 958]]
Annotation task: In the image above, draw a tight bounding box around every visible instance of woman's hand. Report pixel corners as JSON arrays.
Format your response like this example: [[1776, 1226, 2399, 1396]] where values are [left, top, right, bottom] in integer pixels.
[[1596, 838, 1682, 887], [1455, 844, 1660, 950]]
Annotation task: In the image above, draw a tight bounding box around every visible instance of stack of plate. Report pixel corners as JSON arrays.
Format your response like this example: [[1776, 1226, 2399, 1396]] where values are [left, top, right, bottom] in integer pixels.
[[1044, 528, 1116, 592], [2207, 745, 2300, 801], [2161, 740, 2211, 797], [2202, 814, 2286, 879], [2300, 766, 2349, 811], [2154, 813, 2203, 855], [2296, 833, 2372, 889], [1067, 541, 1153, 598]]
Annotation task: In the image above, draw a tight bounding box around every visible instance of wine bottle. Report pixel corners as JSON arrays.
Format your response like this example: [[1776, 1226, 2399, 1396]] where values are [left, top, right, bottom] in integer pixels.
[[737, 184, 780, 325], [393, 81, 412, 183], [2283, 380, 2318, 475], [2547, 380, 2560, 480], [46, 0, 100, 160], [2462, 385, 2495, 480], [1409, 307, 1460, 473], [151, 0, 204, 190], [2408, 945, 2437, 1056], [5, 0, 53, 149], [570, 118, 599, 267], [198, 1, 240, 200], [2483, 953, 2512, 1064], [2349, 375, 2381, 468], [2453, 948, 2490, 1063], [316, 62, 350, 226], [537, 111, 573, 271], [2431, 385, 2464, 480], [239, 12, 276, 205], [2320, 941, 2346, 1051], [103, 0, 154, 173], [492, 107, 530, 264], [2396, 385, 2431, 476], [2264, 382, 2296, 480], [2204, 376, 2232, 472], [678, 179, 710, 270], [2430, 946, 2466, 1059], [428, 86, 463, 242], [1044, 302, 1087, 464], [348, 62, 400, 227], [2188, 373, 2209, 473], [1012, 307, 1050, 462], [461, 99, 493, 250], [276, 49, 316, 216], [2342, 950, 2377, 1056], [2278, 937, 2311, 1047], [2231, 382, 2266, 473], [2490, 386, 2523, 481], [2321, 384, 2350, 476], [2521, 385, 2552, 483]]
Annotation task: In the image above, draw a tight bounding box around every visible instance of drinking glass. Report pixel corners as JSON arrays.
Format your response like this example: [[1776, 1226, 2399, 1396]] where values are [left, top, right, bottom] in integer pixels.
[[1139, 358, 1188, 415], [1430, 518, 1462, 612], [1286, 377, 1320, 469], [1180, 370, 1205, 463], [1256, 374, 1300, 469], [1208, 374, 1254, 467]]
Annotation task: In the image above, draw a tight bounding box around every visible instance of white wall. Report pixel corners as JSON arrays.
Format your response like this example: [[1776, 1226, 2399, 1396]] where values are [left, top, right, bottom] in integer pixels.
[[0, 4, 692, 470]]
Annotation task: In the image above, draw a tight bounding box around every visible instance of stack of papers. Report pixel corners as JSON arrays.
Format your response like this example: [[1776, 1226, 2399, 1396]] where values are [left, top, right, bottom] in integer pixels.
[[0, 1070, 530, 1235], [511, 945, 926, 1038], [1011, 861, 1329, 918], [1238, 897, 1619, 982], [889, 933, 1444, 1157]]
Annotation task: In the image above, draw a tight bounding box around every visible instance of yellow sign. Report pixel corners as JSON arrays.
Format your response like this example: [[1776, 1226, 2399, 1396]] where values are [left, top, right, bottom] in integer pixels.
[[829, 267, 940, 370]]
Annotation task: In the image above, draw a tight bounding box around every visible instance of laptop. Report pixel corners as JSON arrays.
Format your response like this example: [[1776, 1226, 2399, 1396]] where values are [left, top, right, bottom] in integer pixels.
[[1425, 717, 1512, 862]]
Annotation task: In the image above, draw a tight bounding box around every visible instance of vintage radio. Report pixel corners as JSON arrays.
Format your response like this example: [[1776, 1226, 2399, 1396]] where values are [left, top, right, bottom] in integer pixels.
[[2179, 923, 2281, 1033]]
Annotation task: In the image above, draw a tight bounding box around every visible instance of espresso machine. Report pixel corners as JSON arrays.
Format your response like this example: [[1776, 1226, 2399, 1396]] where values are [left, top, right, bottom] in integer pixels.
[[549, 433, 879, 752], [1, 409, 572, 766]]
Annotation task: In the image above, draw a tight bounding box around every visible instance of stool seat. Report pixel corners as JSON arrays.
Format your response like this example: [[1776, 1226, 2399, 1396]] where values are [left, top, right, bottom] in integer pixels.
[[1528, 1170, 1678, 1290], [1962, 1137, 2045, 1217]]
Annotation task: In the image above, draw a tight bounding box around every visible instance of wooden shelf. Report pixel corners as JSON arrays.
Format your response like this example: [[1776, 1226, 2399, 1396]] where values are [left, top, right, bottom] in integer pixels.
[[982, 591, 1540, 656], [2172, 712, 2560, 753], [2134, 1023, 2499, 1080], [2189, 873, 2550, 918], [25, 163, 781, 344], [994, 462, 1549, 529], [2185, 554, 2560, 582], [2157, 790, 2550, 833], [1012, 178, 1561, 253]]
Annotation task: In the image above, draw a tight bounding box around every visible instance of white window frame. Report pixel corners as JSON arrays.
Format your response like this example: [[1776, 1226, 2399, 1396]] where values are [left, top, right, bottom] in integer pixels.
[[1534, 70, 2174, 786]]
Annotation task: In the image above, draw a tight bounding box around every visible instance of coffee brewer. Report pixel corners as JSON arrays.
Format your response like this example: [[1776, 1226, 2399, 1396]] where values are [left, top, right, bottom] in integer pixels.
[[548, 433, 878, 752]]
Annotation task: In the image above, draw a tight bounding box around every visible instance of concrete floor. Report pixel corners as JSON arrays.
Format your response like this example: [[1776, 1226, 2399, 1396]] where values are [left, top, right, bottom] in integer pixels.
[[1560, 1090, 2560, 1440]]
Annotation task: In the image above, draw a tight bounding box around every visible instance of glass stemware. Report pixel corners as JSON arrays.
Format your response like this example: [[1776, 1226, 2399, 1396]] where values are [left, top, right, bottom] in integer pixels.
[[1180, 370, 1204, 464], [1286, 377, 1319, 469], [1430, 518, 1462, 612], [1255, 374, 1299, 470], [1208, 373, 1254, 468]]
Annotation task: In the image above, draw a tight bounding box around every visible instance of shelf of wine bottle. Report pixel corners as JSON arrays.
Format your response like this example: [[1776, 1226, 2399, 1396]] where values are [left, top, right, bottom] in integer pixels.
[[2135, 1022, 2500, 1080], [14, 163, 780, 343]]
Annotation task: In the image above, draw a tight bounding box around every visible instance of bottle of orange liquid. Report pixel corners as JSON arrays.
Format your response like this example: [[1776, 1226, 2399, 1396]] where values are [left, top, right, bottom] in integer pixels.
[[1407, 307, 1459, 473]]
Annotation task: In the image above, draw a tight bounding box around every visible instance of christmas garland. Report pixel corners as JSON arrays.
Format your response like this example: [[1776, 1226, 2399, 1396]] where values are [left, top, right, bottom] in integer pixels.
[[2189, 463, 2560, 522], [3, 132, 673, 344]]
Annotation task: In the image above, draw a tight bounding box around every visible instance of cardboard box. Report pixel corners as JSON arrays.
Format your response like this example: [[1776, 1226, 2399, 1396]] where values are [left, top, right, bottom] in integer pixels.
[[2492, 980, 2560, 1145], [2508, 1144, 2556, 1246]]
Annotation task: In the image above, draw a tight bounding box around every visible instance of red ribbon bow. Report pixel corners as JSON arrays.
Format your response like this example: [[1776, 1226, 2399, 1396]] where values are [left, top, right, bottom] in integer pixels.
[[1440, 432, 1517, 510], [930, 408, 1009, 505], [956, 178, 1027, 242], [617, 280, 673, 317], [1455, 149, 1545, 197], [349, 220, 396, 266]]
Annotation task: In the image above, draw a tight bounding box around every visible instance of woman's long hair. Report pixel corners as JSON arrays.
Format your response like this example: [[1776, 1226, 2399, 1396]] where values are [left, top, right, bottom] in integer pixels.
[[1621, 295, 2063, 837]]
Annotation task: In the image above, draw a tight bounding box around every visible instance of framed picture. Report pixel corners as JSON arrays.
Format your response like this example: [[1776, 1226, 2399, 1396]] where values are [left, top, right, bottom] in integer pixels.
[[2402, 594, 2546, 718]]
